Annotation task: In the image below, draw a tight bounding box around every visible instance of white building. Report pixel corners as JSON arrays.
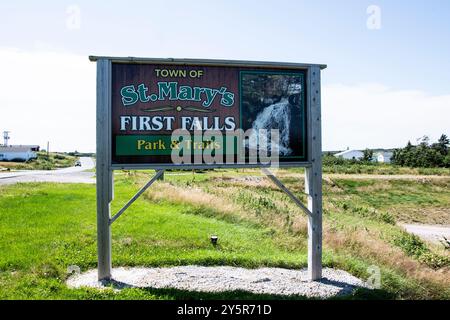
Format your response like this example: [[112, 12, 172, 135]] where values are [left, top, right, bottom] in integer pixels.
[[0, 145, 40, 161], [375, 151, 393, 163], [334, 149, 364, 160]]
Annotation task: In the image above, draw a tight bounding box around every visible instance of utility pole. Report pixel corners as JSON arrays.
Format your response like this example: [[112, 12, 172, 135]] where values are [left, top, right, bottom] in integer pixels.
[[47, 141, 49, 156]]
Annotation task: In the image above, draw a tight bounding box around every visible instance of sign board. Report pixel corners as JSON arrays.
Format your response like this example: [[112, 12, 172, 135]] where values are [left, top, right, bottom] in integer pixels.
[[91, 56, 326, 282], [103, 59, 325, 169]]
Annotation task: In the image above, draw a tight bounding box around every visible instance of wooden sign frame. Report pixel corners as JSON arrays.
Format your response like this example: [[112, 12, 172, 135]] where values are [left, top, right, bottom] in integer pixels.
[[90, 56, 326, 282]]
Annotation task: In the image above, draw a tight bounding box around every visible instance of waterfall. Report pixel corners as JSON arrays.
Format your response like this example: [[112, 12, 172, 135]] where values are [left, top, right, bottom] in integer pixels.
[[246, 99, 293, 156]]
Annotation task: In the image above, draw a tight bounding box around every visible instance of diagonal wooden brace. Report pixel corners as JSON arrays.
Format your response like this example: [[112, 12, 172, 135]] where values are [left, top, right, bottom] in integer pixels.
[[261, 168, 313, 217], [110, 170, 165, 225]]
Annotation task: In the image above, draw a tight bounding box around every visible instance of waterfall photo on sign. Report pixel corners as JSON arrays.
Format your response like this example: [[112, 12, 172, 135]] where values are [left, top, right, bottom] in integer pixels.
[[240, 71, 306, 159]]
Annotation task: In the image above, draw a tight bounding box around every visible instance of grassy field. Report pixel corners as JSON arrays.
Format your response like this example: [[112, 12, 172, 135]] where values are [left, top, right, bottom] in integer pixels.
[[0, 152, 78, 171], [0, 169, 449, 300], [322, 155, 450, 175], [324, 163, 450, 175]]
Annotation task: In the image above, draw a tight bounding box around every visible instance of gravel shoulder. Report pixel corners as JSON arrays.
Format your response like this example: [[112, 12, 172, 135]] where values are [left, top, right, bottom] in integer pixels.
[[67, 266, 369, 298]]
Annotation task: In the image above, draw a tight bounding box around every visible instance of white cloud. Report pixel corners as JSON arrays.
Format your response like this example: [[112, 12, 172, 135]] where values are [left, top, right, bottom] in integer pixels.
[[322, 83, 450, 151], [0, 48, 95, 152]]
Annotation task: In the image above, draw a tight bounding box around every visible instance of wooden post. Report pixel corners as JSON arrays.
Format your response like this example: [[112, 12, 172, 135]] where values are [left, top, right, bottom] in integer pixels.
[[96, 59, 112, 281], [305, 66, 323, 281]]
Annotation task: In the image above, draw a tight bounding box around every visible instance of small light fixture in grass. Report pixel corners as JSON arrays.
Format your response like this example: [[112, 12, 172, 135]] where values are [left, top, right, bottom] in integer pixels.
[[210, 235, 218, 246]]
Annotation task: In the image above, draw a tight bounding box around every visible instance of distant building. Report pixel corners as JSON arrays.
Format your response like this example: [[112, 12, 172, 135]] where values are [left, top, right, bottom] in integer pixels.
[[334, 149, 364, 160], [0, 145, 40, 161], [333, 149, 393, 163], [375, 151, 393, 163]]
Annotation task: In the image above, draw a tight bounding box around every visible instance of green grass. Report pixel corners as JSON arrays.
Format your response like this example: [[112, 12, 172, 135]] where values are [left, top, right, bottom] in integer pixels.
[[0, 180, 309, 300], [391, 232, 450, 269], [322, 161, 450, 175], [153, 171, 450, 299], [0, 169, 449, 300], [326, 177, 450, 224]]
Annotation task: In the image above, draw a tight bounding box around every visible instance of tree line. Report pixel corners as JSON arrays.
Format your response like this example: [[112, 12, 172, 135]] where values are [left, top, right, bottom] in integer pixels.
[[392, 134, 450, 168]]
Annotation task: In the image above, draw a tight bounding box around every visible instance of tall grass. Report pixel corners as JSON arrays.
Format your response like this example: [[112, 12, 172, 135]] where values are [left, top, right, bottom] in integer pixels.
[[0, 169, 449, 299], [0, 152, 77, 170]]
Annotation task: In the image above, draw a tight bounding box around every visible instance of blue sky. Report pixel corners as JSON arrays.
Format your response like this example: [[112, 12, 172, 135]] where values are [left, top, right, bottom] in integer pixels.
[[0, 1, 449, 151]]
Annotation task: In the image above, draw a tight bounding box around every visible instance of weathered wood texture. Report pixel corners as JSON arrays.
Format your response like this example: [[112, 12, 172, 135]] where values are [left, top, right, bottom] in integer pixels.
[[96, 59, 113, 281], [305, 66, 323, 280]]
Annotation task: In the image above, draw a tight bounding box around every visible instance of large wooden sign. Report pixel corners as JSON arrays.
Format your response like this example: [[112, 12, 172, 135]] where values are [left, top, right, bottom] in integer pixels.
[[91, 56, 326, 282], [102, 59, 323, 169]]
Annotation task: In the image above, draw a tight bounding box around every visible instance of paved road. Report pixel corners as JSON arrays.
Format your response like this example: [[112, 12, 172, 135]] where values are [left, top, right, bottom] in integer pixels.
[[400, 223, 450, 245], [0, 157, 95, 185]]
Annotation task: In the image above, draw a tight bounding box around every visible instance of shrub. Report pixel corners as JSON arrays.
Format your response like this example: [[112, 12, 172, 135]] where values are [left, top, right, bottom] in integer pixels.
[[392, 232, 450, 269], [338, 201, 395, 225], [37, 163, 54, 170], [54, 154, 66, 160], [393, 232, 428, 257]]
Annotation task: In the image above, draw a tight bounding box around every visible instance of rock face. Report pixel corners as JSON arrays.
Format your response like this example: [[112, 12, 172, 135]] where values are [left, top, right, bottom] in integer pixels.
[[67, 266, 369, 298]]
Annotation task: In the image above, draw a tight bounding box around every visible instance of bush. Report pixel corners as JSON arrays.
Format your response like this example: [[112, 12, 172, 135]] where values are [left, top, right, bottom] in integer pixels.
[[54, 154, 66, 160], [38, 153, 50, 160], [393, 232, 428, 257], [392, 232, 450, 269], [418, 252, 450, 270], [339, 202, 395, 224], [322, 154, 348, 166], [38, 163, 54, 170]]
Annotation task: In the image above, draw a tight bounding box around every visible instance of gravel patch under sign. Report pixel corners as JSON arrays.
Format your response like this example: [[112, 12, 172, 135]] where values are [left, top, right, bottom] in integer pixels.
[[67, 266, 369, 298]]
